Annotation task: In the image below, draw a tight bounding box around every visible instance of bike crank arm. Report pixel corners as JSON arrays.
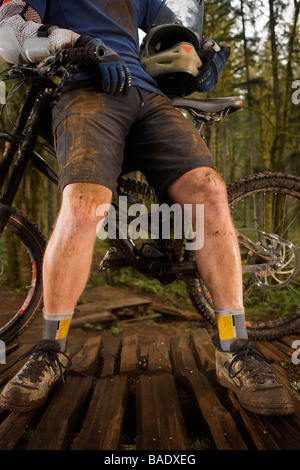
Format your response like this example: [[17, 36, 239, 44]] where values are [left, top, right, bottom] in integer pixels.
[[149, 259, 269, 276], [147, 260, 198, 276], [242, 263, 269, 274]]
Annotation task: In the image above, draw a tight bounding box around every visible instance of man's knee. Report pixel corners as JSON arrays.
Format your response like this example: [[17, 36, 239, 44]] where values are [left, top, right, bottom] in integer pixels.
[[60, 183, 112, 229], [168, 167, 227, 206]]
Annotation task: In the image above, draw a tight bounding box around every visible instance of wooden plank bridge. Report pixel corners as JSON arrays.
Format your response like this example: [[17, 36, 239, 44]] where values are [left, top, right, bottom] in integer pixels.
[[0, 328, 299, 451]]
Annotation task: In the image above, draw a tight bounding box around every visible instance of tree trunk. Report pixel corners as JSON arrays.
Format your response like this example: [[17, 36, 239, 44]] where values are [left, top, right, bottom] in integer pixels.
[[268, 0, 281, 171], [240, 0, 257, 173]]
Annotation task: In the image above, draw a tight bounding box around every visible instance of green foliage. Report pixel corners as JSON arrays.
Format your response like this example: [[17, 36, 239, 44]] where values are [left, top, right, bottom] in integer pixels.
[[196, 0, 300, 180]]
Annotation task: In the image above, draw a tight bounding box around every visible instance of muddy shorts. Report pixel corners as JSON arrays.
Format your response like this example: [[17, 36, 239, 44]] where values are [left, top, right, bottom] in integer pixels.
[[52, 84, 215, 201]]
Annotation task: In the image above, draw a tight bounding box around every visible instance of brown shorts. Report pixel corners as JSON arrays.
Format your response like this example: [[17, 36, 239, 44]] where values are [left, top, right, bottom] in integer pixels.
[[52, 84, 215, 201]]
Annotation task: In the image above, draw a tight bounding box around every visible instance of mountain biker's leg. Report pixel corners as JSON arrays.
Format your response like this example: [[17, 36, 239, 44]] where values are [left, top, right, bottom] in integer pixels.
[[168, 166, 242, 309], [0, 87, 138, 413], [167, 166, 247, 349], [41, 182, 112, 351], [166, 163, 293, 416], [40, 86, 138, 349], [43, 182, 112, 314]]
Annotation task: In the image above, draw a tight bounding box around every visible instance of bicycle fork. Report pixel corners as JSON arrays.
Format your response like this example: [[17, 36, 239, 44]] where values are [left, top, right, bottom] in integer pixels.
[[0, 85, 54, 237]]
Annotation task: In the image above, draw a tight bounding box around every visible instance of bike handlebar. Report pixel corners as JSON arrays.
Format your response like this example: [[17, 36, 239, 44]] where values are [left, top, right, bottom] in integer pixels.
[[60, 44, 106, 65], [5, 45, 108, 81]]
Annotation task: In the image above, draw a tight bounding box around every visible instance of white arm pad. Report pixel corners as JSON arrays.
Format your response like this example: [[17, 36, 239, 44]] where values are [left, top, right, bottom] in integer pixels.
[[0, 25, 27, 64], [0, 25, 52, 63], [23, 37, 52, 63], [0, 0, 79, 64]]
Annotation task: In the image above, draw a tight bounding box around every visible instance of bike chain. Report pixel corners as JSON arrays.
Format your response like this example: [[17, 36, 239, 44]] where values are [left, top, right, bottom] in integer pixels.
[[115, 176, 185, 264]]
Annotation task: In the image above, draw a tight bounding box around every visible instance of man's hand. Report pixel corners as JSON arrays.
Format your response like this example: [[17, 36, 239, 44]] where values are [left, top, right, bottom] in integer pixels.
[[74, 35, 131, 95], [90, 40, 131, 95]]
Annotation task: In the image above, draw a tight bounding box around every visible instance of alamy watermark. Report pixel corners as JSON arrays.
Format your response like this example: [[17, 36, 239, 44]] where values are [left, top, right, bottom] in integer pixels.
[[0, 340, 5, 364], [95, 196, 205, 250], [0, 81, 5, 105], [292, 340, 300, 365], [292, 80, 300, 105]]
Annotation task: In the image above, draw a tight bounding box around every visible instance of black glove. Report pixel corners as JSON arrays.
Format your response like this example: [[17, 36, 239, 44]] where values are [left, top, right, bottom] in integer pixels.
[[74, 35, 131, 96]]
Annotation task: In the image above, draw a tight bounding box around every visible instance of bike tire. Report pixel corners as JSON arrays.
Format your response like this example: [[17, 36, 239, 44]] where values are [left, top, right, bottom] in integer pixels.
[[0, 208, 46, 344], [185, 172, 300, 340]]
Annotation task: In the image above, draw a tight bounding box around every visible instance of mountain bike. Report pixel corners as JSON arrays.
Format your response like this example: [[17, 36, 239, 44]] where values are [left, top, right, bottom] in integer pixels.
[[0, 46, 299, 345]]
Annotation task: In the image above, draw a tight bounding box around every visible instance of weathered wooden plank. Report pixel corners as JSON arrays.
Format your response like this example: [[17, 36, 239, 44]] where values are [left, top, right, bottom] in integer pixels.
[[191, 329, 216, 372], [148, 337, 172, 374], [101, 296, 152, 312], [154, 306, 204, 323], [136, 373, 189, 450], [0, 410, 35, 450], [118, 313, 161, 325], [170, 334, 198, 379], [270, 339, 295, 359], [72, 375, 129, 450], [76, 296, 152, 312], [26, 375, 93, 450], [69, 336, 102, 377], [279, 335, 300, 349], [257, 416, 300, 450], [170, 334, 248, 450], [1, 332, 299, 451], [229, 388, 300, 450], [100, 335, 121, 378], [187, 373, 248, 450], [77, 297, 152, 315], [70, 311, 117, 328], [228, 392, 282, 450], [119, 335, 140, 375], [270, 363, 300, 408], [255, 340, 290, 364]]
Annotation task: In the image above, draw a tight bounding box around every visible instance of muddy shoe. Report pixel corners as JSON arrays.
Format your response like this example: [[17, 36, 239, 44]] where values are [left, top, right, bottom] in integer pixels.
[[0, 340, 71, 412], [216, 339, 294, 415]]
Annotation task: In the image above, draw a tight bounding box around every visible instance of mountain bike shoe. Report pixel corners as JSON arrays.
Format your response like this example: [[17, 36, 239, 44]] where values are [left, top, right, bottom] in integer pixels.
[[0, 340, 71, 412], [215, 339, 294, 415]]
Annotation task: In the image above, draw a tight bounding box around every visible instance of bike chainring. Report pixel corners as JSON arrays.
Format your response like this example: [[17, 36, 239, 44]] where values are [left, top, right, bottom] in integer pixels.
[[115, 176, 186, 282]]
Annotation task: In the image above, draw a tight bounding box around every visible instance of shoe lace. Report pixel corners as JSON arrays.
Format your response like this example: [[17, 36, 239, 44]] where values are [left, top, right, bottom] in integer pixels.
[[228, 342, 277, 384], [18, 343, 72, 383]]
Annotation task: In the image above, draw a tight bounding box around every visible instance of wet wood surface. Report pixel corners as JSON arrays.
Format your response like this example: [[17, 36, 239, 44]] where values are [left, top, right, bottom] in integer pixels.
[[0, 328, 299, 450]]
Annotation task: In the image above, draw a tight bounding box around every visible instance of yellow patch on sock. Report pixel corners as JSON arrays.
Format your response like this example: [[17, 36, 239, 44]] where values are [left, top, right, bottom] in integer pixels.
[[56, 318, 72, 340], [216, 315, 235, 341]]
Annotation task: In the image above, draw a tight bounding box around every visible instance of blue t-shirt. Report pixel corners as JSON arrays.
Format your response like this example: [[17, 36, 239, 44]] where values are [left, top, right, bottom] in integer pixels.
[[26, 0, 163, 93]]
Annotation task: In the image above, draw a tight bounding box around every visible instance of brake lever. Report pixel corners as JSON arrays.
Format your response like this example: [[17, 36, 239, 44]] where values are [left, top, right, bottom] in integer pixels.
[[35, 52, 78, 79]]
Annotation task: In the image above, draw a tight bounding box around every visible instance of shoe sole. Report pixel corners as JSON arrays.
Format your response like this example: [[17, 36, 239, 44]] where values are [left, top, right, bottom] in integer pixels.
[[217, 375, 295, 416], [0, 393, 47, 413], [0, 372, 68, 413]]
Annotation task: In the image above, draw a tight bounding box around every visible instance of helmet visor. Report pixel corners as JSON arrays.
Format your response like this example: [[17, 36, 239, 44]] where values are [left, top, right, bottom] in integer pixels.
[[151, 0, 205, 39]]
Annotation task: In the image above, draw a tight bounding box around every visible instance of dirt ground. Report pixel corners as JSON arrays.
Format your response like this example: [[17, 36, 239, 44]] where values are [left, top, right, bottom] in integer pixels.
[[16, 283, 209, 350]]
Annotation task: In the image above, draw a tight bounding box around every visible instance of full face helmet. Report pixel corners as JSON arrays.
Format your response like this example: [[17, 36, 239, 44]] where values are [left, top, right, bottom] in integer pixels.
[[140, 23, 203, 95]]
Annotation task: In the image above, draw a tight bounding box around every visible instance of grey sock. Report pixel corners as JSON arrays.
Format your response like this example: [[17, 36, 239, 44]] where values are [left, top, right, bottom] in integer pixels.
[[214, 308, 248, 351], [42, 311, 74, 352]]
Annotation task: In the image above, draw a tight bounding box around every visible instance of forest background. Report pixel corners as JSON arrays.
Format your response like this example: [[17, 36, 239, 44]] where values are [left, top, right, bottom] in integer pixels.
[[0, 0, 299, 297]]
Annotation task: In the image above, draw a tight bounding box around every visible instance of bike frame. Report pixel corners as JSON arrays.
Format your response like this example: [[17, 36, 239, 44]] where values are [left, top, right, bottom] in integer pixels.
[[0, 79, 59, 236]]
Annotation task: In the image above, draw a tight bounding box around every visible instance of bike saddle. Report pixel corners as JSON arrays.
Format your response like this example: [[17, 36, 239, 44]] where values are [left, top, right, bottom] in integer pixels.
[[172, 96, 243, 115]]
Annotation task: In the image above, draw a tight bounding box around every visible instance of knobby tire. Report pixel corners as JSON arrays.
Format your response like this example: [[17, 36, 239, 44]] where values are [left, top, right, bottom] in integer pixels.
[[0, 209, 45, 344], [185, 172, 300, 340]]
